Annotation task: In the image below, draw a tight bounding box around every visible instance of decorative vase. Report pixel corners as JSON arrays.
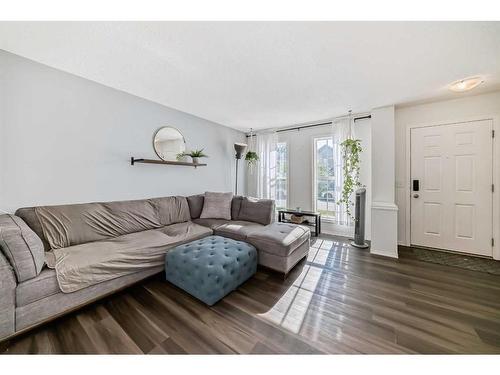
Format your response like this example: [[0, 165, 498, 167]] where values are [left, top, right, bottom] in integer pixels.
[[191, 156, 199, 164]]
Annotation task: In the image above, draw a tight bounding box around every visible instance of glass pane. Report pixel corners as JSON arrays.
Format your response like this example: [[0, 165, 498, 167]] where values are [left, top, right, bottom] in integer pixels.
[[275, 142, 287, 210], [275, 178, 287, 209], [314, 137, 336, 219]]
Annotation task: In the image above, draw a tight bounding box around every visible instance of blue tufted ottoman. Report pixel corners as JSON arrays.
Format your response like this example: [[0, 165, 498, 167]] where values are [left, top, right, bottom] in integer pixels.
[[165, 235, 257, 305]]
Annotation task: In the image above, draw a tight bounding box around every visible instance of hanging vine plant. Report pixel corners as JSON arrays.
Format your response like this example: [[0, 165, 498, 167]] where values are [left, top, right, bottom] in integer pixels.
[[338, 138, 363, 219], [245, 151, 259, 166], [245, 128, 259, 173]]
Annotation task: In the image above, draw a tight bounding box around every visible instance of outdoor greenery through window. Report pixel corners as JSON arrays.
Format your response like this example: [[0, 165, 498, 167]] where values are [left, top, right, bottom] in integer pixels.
[[314, 137, 337, 220], [275, 142, 288, 210]]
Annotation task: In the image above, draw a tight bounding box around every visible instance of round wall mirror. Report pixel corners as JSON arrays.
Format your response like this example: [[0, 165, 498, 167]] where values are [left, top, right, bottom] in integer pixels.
[[153, 126, 186, 161]]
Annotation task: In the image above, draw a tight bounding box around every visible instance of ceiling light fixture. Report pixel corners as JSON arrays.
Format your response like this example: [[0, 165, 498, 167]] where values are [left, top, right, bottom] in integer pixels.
[[449, 76, 484, 92]]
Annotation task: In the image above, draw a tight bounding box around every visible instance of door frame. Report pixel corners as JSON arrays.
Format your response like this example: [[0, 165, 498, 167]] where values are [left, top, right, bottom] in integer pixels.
[[404, 115, 500, 260]]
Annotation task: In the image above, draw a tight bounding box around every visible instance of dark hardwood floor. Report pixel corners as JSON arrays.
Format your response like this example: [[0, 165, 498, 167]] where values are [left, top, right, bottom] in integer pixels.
[[2, 235, 500, 354]]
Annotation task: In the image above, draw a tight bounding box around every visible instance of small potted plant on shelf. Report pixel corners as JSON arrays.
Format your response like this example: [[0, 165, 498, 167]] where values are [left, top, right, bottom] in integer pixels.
[[176, 152, 188, 162], [188, 149, 208, 164]]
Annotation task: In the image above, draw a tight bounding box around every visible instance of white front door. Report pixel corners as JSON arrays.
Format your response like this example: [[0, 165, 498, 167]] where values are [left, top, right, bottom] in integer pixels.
[[410, 120, 493, 256]]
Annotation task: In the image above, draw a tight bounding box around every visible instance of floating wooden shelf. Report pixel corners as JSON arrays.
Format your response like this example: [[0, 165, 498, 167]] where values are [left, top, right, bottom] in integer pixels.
[[130, 157, 207, 168]]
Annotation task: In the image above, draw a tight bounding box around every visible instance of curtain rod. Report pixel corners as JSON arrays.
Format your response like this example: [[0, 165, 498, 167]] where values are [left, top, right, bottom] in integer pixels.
[[245, 114, 371, 137]]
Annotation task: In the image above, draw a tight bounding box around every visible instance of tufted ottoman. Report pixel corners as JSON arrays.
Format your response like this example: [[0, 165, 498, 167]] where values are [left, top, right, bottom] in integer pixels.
[[165, 235, 257, 305]]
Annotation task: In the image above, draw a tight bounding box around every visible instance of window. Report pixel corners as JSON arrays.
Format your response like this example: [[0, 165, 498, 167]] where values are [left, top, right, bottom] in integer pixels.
[[314, 137, 337, 219], [275, 142, 288, 210]]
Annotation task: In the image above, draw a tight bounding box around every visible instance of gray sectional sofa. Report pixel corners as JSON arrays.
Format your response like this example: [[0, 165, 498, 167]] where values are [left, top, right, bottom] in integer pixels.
[[0, 194, 310, 342]]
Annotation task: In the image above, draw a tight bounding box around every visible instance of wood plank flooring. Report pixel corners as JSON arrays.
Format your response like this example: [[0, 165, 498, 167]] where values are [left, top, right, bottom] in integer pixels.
[[2, 235, 500, 354]]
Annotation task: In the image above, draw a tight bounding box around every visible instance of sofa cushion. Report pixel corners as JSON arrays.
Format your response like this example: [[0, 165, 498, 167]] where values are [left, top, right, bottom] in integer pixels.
[[103, 199, 163, 233], [35, 199, 165, 249], [187, 194, 205, 219], [193, 218, 230, 229], [150, 196, 191, 225], [258, 239, 310, 274], [200, 192, 233, 220], [231, 196, 244, 220], [156, 221, 213, 239], [0, 249, 16, 339], [214, 220, 264, 241], [247, 222, 310, 257], [15, 207, 51, 251], [16, 268, 60, 307], [0, 214, 45, 282], [48, 221, 213, 293], [237, 197, 275, 225]]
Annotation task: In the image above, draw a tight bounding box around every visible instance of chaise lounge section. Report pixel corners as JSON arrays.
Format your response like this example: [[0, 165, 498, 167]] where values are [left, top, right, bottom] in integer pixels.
[[0, 193, 310, 342]]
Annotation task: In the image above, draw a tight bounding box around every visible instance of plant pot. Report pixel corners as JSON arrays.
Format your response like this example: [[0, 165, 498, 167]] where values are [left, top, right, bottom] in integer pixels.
[[191, 157, 199, 164]]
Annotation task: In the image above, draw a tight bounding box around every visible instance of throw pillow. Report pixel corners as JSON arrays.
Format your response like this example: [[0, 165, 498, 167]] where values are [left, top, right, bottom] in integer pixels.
[[200, 192, 233, 220]]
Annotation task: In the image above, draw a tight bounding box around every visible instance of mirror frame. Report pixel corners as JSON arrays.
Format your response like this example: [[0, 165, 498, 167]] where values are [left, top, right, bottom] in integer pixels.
[[152, 126, 186, 162]]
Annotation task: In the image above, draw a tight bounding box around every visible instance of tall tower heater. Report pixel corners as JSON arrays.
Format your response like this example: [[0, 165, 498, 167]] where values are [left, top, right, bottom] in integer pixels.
[[351, 188, 369, 249]]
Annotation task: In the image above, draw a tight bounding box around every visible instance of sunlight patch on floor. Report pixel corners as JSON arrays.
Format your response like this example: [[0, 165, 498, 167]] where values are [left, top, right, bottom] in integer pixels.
[[258, 250, 325, 334]]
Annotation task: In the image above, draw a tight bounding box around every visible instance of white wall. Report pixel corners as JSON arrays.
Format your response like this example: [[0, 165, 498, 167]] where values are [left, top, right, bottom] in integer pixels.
[[370, 106, 398, 258], [395, 91, 500, 247], [0, 50, 246, 212], [274, 119, 372, 238]]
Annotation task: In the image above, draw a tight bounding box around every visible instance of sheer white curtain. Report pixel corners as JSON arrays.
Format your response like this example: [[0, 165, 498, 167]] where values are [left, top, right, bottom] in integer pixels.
[[247, 131, 278, 199], [332, 117, 353, 226]]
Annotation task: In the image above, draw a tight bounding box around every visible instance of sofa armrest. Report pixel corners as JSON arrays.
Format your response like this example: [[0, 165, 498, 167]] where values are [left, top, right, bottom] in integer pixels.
[[0, 250, 16, 340]]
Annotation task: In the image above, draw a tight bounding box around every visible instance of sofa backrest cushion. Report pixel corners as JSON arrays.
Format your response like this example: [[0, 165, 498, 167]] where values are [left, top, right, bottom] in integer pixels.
[[15, 207, 51, 251], [0, 214, 45, 282], [186, 194, 204, 219], [237, 197, 275, 225], [231, 196, 244, 220], [187, 194, 244, 220], [149, 196, 191, 226], [35, 202, 122, 249], [26, 196, 191, 249], [35, 199, 162, 249], [102, 199, 163, 234]]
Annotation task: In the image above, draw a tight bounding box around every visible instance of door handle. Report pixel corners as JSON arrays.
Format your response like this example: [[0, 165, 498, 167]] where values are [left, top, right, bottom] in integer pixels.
[[413, 193, 419, 198]]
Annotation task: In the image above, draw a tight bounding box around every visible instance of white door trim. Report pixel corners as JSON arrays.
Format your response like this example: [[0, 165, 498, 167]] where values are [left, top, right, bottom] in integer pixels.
[[404, 114, 500, 260]]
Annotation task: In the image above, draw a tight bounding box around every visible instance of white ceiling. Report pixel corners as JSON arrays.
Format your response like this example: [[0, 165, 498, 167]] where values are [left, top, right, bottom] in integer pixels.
[[1, 21, 499, 131]]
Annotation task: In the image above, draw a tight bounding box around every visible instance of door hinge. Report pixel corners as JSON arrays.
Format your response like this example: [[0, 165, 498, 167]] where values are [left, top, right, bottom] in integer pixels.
[[492, 238, 495, 247], [492, 184, 495, 193], [493, 130, 495, 138]]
